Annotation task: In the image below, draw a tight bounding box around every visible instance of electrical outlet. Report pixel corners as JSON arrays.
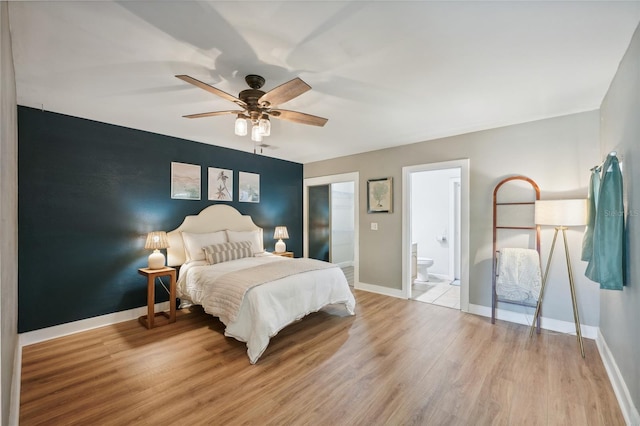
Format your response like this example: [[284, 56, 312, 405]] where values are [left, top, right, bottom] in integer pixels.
[[371, 222, 378, 231]]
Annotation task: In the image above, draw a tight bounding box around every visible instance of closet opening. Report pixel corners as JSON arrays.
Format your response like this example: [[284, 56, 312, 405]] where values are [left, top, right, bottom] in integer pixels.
[[304, 172, 359, 287]]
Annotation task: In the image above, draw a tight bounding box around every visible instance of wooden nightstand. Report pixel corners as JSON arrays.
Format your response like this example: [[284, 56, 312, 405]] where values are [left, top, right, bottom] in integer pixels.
[[273, 251, 294, 258], [138, 266, 177, 329]]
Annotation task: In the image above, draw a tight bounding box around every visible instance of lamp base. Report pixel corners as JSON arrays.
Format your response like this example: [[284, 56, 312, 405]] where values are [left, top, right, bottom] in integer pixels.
[[148, 250, 166, 269], [530, 226, 584, 358], [275, 239, 286, 253]]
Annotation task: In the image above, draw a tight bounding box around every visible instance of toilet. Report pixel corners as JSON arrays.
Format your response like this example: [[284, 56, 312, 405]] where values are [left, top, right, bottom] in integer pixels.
[[416, 257, 434, 282]]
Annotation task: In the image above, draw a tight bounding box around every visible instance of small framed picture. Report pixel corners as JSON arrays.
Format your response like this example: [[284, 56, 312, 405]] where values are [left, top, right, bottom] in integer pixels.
[[367, 177, 393, 213], [208, 167, 233, 201], [239, 171, 260, 203], [171, 162, 201, 200]]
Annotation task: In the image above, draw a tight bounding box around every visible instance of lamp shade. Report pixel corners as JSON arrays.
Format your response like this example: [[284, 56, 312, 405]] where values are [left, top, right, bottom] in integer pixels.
[[534, 199, 587, 226], [259, 114, 271, 136], [144, 231, 169, 249], [145, 231, 169, 269], [273, 226, 289, 253], [251, 124, 263, 142], [273, 226, 289, 239], [235, 115, 248, 136]]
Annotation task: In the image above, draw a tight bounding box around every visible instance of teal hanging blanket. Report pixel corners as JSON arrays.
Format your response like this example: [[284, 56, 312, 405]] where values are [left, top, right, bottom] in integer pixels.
[[581, 168, 600, 262], [584, 155, 625, 290]]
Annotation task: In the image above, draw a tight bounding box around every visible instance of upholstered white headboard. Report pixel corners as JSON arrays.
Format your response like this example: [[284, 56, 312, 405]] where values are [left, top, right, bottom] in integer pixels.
[[166, 205, 263, 267]]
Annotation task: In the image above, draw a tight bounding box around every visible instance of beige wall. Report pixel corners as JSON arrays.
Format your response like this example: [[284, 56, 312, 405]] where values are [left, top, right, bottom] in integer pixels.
[[599, 22, 640, 419], [0, 2, 19, 425], [305, 111, 601, 325]]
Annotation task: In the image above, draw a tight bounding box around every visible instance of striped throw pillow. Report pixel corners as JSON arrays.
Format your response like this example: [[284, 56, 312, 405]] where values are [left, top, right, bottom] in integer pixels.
[[203, 241, 253, 264]]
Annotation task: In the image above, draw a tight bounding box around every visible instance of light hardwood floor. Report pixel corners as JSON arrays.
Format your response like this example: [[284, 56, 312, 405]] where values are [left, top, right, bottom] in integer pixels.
[[20, 290, 624, 425]]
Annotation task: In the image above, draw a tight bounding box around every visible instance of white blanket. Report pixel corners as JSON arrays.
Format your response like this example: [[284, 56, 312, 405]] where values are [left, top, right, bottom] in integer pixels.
[[177, 255, 356, 363], [187, 257, 339, 324], [496, 248, 542, 302]]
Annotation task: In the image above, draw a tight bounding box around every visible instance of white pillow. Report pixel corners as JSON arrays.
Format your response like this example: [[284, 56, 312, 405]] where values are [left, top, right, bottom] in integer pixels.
[[181, 231, 227, 262], [226, 229, 263, 254]]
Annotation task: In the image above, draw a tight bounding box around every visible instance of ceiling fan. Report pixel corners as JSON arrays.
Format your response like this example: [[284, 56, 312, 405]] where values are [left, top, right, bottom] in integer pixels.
[[175, 74, 328, 141]]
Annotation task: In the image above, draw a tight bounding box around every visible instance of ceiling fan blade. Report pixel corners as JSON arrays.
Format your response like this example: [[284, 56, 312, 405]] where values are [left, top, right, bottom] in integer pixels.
[[270, 109, 328, 127], [259, 77, 311, 106], [182, 110, 244, 119], [175, 75, 246, 108]]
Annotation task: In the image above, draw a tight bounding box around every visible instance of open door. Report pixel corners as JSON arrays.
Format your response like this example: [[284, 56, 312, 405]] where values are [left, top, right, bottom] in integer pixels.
[[308, 185, 330, 262]]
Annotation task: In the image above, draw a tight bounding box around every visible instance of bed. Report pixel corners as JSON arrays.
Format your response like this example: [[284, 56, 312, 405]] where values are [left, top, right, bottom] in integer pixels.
[[167, 205, 356, 364]]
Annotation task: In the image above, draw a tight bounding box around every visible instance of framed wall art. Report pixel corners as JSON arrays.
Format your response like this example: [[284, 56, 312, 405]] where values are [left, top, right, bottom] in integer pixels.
[[171, 162, 201, 200], [239, 171, 260, 203], [208, 167, 233, 201], [367, 177, 393, 213]]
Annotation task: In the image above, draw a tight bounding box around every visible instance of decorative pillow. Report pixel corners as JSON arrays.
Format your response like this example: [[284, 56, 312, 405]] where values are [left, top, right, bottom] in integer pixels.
[[181, 231, 227, 262], [226, 229, 264, 254], [203, 241, 253, 264]]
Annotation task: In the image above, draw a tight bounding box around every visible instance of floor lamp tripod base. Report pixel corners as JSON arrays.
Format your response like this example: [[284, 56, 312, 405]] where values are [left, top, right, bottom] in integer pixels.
[[530, 226, 585, 358]]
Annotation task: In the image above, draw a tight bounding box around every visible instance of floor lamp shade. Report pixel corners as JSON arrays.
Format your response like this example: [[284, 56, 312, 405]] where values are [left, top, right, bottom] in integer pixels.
[[534, 199, 587, 226], [145, 231, 169, 269]]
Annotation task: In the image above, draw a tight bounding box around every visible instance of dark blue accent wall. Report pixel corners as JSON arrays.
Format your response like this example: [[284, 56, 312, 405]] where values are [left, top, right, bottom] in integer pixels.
[[18, 106, 303, 332]]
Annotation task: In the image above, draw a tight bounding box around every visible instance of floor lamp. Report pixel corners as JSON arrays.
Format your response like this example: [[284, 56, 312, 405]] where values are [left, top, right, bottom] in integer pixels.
[[529, 199, 587, 358]]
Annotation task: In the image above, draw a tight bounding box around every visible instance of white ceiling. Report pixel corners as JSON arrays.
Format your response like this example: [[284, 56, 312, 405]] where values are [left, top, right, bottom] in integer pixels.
[[9, 1, 640, 164]]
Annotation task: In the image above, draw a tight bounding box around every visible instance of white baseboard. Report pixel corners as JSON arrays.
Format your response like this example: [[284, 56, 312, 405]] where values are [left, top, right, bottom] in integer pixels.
[[9, 343, 21, 426], [467, 303, 598, 340], [355, 281, 405, 298], [19, 302, 170, 347], [430, 273, 453, 281], [597, 330, 640, 426]]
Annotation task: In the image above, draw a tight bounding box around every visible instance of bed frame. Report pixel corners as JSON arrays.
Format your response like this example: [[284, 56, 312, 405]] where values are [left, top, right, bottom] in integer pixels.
[[166, 205, 263, 267]]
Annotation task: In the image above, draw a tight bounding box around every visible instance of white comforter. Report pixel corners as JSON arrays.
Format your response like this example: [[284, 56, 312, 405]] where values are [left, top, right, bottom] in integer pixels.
[[177, 255, 356, 363]]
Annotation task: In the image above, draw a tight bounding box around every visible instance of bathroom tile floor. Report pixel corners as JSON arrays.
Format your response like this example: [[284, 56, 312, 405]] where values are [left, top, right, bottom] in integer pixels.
[[412, 275, 460, 310]]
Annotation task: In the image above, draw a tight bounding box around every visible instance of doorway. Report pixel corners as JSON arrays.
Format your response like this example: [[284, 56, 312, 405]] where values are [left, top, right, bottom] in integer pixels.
[[304, 172, 359, 286], [409, 168, 461, 307], [402, 160, 469, 311]]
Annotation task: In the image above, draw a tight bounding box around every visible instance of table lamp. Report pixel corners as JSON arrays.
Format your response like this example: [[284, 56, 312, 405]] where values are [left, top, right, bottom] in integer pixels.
[[273, 226, 289, 253], [145, 231, 169, 269]]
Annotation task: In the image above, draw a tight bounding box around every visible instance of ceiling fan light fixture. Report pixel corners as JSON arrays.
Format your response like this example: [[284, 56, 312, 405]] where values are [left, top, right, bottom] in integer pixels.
[[258, 115, 271, 136], [234, 114, 247, 136], [251, 124, 263, 142]]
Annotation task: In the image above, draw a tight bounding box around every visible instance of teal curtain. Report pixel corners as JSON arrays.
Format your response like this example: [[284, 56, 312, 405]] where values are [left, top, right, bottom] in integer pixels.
[[584, 155, 625, 290]]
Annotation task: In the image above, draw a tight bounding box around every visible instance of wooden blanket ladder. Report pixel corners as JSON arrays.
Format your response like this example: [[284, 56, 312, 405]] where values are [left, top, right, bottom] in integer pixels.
[[492, 175, 541, 332]]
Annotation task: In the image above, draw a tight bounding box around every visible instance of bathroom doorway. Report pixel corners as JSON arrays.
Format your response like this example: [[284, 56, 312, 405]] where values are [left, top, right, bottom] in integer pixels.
[[402, 160, 469, 311]]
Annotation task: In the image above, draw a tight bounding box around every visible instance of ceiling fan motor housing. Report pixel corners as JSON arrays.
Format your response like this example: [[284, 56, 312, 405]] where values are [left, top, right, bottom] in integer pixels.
[[239, 88, 267, 120]]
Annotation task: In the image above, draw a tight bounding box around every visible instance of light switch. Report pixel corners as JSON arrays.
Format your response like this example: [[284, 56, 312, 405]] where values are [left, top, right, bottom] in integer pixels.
[[371, 222, 378, 231]]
